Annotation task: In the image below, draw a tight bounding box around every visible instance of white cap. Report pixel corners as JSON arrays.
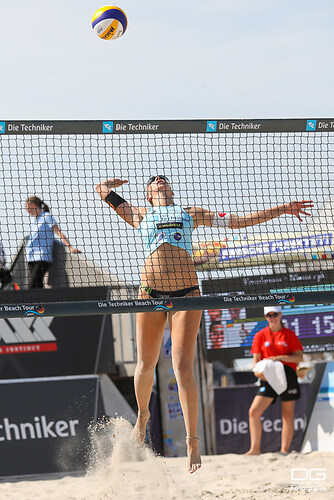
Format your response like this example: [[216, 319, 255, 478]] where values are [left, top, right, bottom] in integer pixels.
[[264, 306, 282, 316]]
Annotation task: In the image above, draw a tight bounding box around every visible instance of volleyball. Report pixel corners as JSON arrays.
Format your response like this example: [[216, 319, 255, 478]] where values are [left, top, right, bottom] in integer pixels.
[[92, 6, 128, 40]]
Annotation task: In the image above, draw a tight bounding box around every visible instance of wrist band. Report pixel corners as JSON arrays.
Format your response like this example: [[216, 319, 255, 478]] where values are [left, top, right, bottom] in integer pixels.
[[212, 212, 230, 228], [105, 190, 126, 210]]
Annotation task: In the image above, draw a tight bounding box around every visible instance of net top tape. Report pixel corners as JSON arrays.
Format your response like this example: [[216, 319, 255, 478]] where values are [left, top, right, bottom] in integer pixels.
[[0, 118, 333, 135], [1, 291, 334, 319]]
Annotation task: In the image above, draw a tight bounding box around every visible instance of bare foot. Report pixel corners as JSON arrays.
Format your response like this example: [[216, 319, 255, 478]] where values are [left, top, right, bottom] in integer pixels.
[[132, 409, 150, 446], [245, 450, 261, 455], [186, 436, 201, 474]]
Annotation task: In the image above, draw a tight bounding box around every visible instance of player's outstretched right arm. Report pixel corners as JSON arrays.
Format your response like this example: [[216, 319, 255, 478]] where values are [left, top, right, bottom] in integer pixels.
[[95, 178, 143, 228]]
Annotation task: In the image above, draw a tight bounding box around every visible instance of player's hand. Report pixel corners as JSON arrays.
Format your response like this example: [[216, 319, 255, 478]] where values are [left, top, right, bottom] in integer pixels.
[[269, 355, 282, 361], [283, 200, 314, 221], [103, 178, 128, 188], [95, 179, 128, 199]]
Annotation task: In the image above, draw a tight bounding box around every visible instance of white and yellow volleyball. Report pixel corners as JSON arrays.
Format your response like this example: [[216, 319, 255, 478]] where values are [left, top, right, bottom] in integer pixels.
[[92, 6, 128, 40]]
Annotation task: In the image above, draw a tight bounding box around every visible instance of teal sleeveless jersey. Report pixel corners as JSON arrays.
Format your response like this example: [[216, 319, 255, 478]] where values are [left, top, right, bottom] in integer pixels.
[[138, 205, 194, 258]]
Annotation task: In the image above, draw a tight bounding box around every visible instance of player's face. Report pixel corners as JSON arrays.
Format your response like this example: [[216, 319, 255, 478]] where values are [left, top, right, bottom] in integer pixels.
[[147, 175, 173, 201], [265, 311, 282, 326], [26, 202, 39, 216], [147, 175, 169, 186]]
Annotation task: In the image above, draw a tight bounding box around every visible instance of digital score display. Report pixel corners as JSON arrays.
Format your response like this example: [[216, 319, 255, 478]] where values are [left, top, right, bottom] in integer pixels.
[[204, 304, 334, 361]]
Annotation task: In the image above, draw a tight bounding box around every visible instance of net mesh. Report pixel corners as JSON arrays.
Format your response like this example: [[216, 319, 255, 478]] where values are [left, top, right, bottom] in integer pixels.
[[0, 120, 333, 315]]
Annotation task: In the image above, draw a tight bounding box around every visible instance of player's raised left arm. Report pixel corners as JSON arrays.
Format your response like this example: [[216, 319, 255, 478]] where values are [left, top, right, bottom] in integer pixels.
[[187, 201, 313, 230], [228, 200, 314, 229]]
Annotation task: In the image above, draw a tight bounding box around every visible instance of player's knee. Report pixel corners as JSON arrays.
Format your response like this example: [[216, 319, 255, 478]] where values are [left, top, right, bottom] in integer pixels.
[[136, 358, 156, 376], [172, 360, 194, 382], [249, 405, 263, 419]]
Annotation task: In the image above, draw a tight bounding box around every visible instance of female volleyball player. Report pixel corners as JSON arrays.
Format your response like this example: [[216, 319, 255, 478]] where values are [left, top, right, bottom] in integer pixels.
[[246, 306, 303, 455], [26, 196, 80, 288], [95, 175, 312, 473]]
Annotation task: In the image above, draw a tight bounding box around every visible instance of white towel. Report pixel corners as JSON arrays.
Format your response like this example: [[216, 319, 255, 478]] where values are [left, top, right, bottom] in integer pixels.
[[253, 359, 287, 395]]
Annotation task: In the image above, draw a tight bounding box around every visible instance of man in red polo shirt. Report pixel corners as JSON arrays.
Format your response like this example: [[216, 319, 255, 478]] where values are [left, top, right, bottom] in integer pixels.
[[245, 306, 303, 455]]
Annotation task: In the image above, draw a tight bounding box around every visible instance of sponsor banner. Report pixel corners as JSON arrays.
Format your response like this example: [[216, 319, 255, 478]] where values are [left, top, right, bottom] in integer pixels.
[[0, 375, 103, 477], [214, 384, 309, 454], [202, 269, 334, 295], [0, 119, 334, 135], [219, 234, 332, 262], [0, 314, 115, 378]]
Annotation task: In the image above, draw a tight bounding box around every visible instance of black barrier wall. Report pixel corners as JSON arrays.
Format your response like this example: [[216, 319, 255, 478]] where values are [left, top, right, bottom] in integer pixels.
[[214, 384, 309, 454], [0, 375, 103, 477]]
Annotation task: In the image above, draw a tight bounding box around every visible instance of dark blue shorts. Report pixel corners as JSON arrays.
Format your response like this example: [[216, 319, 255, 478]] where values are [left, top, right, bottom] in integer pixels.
[[256, 364, 300, 402]]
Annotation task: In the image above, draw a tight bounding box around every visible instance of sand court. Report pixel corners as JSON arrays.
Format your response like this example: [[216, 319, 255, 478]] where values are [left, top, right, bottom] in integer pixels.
[[0, 452, 333, 500], [0, 418, 332, 500]]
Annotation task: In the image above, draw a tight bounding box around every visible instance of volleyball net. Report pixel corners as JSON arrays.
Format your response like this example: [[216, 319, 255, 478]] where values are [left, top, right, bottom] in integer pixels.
[[0, 118, 333, 319]]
